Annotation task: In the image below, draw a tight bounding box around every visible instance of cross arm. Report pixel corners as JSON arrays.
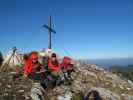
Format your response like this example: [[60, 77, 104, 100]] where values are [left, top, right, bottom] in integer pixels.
[[43, 24, 56, 34]]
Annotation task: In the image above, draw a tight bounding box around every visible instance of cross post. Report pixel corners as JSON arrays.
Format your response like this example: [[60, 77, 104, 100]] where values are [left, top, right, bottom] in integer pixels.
[[43, 16, 56, 49]]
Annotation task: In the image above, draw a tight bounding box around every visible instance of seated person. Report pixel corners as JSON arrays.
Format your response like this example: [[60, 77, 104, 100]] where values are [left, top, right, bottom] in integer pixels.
[[60, 57, 74, 71], [47, 53, 63, 85], [60, 56, 74, 80], [23, 52, 43, 80], [48, 53, 60, 72]]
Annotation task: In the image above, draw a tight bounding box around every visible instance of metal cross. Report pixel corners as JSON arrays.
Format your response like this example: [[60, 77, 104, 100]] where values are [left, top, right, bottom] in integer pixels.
[[43, 16, 56, 49]]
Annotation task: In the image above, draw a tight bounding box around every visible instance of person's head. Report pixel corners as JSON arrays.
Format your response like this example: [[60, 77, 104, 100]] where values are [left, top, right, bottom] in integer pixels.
[[51, 53, 57, 61], [29, 52, 39, 64], [23, 54, 29, 61], [30, 52, 38, 59], [23, 54, 29, 64], [63, 56, 71, 64]]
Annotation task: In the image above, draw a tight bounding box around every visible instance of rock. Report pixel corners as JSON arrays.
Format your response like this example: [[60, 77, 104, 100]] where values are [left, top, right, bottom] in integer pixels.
[[6, 85, 11, 88], [24, 94, 30, 100], [3, 93, 8, 96], [57, 92, 72, 100], [121, 94, 133, 100], [128, 80, 133, 87], [0, 82, 2, 86], [84, 71, 97, 78], [9, 72, 17, 75], [119, 85, 124, 90], [18, 90, 25, 93], [112, 84, 116, 88], [2, 78, 6, 82], [30, 83, 45, 100], [126, 87, 131, 90], [90, 87, 121, 100]]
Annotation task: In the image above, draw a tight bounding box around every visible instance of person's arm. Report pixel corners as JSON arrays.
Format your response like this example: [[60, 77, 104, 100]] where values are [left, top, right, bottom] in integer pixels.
[[32, 63, 41, 73]]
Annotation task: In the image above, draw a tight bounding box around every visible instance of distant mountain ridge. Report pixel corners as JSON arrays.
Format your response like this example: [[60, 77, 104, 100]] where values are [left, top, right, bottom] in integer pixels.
[[109, 64, 133, 81], [87, 58, 133, 68]]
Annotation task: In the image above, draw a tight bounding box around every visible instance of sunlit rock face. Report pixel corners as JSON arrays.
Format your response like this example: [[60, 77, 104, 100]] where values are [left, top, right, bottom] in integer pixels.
[[0, 62, 133, 100]]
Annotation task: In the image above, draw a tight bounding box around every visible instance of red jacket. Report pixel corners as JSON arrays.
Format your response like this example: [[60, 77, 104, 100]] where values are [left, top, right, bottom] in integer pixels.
[[60, 56, 73, 70], [48, 59, 60, 71], [23, 52, 39, 75], [23, 59, 33, 74]]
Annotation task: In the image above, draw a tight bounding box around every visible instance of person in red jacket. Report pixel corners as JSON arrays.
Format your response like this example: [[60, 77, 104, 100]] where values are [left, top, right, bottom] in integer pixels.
[[47, 53, 64, 85], [23, 52, 42, 80], [60, 56, 74, 82], [60, 56, 73, 70], [48, 53, 60, 72]]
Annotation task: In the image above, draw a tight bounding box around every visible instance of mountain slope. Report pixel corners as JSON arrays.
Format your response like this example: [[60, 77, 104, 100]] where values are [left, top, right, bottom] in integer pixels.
[[0, 63, 133, 100]]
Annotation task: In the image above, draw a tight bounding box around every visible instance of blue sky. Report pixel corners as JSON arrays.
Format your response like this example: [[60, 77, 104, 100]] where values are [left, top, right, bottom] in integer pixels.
[[0, 0, 132, 59]]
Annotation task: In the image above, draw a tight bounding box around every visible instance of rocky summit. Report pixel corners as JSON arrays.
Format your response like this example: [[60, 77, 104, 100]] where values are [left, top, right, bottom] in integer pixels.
[[0, 63, 133, 100]]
